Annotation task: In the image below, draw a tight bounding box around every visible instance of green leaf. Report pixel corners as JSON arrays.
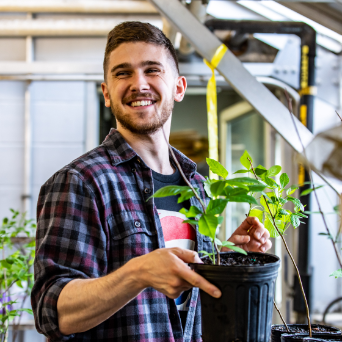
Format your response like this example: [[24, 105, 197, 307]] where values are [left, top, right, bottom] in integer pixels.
[[198, 214, 220, 240], [300, 186, 323, 196], [286, 185, 298, 196], [330, 269, 342, 278], [182, 219, 198, 225], [333, 205, 340, 214], [228, 245, 248, 255], [206, 199, 229, 215], [206, 158, 228, 179], [227, 195, 258, 205], [204, 178, 213, 198], [249, 209, 263, 222], [210, 180, 226, 197], [178, 189, 198, 203], [265, 177, 278, 188], [224, 186, 248, 197], [180, 206, 202, 218], [280, 173, 290, 188], [278, 209, 290, 216], [240, 150, 253, 170], [287, 196, 305, 211], [234, 169, 250, 174], [267, 165, 282, 177], [318, 232, 334, 240], [264, 212, 279, 238], [290, 214, 300, 228], [255, 165, 267, 177], [149, 185, 189, 199], [247, 184, 267, 192], [220, 240, 235, 247]]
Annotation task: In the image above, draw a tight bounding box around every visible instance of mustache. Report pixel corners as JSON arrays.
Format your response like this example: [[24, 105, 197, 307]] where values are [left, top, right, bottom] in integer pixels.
[[123, 93, 160, 104]]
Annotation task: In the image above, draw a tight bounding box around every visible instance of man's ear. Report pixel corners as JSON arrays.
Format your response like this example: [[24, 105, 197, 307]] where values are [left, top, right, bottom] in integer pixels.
[[101, 82, 111, 108], [174, 76, 187, 102]]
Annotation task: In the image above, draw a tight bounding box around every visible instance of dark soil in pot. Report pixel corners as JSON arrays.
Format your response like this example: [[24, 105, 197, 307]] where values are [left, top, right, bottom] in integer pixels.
[[272, 324, 341, 342], [191, 252, 280, 342], [282, 333, 342, 342]]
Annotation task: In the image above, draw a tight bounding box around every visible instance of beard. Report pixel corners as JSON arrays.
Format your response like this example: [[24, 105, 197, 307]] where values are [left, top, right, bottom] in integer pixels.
[[110, 92, 174, 135]]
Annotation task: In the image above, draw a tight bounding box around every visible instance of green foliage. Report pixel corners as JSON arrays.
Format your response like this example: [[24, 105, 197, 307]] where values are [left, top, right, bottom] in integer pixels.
[[300, 185, 324, 196], [240, 150, 253, 170], [206, 158, 228, 179], [149, 185, 199, 204], [0, 210, 36, 336], [330, 269, 342, 278], [234, 152, 308, 239]]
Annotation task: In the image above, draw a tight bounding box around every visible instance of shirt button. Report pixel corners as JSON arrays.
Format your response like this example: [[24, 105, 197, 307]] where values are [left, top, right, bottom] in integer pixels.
[[144, 188, 151, 194], [134, 221, 141, 228], [132, 168, 136, 172]]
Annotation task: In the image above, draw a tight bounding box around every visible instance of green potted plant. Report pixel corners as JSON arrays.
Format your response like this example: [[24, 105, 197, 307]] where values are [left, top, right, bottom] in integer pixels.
[[150, 151, 281, 342], [0, 209, 35, 342]]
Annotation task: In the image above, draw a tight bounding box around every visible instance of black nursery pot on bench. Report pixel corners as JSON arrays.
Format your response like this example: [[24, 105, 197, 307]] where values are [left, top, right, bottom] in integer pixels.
[[281, 332, 342, 342], [191, 252, 280, 342], [272, 325, 341, 342]]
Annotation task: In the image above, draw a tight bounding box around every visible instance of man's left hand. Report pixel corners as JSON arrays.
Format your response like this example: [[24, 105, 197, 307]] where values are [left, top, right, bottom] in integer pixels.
[[223, 216, 272, 253]]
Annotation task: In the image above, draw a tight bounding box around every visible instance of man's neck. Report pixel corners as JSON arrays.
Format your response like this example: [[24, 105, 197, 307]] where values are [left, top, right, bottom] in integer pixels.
[[117, 123, 174, 175]]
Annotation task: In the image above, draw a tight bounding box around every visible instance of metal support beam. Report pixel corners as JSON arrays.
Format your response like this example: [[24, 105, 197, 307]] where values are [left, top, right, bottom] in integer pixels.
[[149, 0, 313, 154], [0, 1, 157, 14], [0, 17, 160, 36]]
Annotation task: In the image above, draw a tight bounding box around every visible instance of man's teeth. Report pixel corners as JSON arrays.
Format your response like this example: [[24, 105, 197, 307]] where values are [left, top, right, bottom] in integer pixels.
[[130, 100, 152, 107]]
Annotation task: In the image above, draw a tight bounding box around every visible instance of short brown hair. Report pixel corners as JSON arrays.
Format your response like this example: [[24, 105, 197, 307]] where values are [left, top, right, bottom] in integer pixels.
[[103, 21, 179, 81]]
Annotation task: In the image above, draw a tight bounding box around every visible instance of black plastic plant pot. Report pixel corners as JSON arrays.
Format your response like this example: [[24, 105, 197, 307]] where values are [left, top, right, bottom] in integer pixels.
[[191, 252, 280, 342], [304, 335, 342, 342], [272, 325, 341, 342], [282, 333, 342, 342]]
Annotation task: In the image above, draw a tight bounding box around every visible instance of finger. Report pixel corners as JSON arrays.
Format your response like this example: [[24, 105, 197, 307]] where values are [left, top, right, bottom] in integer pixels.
[[177, 266, 221, 298], [236, 216, 261, 234], [228, 235, 250, 245], [252, 222, 269, 242], [260, 239, 272, 253], [171, 248, 203, 264]]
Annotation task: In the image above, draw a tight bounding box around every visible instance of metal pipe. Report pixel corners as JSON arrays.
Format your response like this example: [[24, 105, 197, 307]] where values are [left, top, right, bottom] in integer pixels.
[[0, 17, 160, 36], [0, 1, 157, 14], [179, 1, 208, 56]]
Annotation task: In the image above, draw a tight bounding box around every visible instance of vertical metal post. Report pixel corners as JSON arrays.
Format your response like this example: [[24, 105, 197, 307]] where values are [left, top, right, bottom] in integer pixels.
[[293, 35, 316, 322], [22, 13, 34, 217]]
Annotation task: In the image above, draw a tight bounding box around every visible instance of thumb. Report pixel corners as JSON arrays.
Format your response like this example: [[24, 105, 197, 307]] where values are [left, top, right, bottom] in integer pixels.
[[172, 248, 203, 264]]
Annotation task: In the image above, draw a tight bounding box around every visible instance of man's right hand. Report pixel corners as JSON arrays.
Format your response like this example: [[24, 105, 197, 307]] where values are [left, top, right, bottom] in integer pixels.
[[133, 248, 221, 299]]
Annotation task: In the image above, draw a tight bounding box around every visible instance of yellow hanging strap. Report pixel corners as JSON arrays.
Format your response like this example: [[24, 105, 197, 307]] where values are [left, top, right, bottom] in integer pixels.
[[204, 44, 228, 179]]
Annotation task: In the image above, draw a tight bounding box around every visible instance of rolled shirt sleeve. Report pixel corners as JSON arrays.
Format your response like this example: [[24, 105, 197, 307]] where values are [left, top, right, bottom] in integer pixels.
[[31, 170, 108, 341]]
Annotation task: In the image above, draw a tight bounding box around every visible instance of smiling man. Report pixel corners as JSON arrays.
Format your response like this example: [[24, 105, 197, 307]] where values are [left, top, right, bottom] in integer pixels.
[[31, 22, 271, 342]]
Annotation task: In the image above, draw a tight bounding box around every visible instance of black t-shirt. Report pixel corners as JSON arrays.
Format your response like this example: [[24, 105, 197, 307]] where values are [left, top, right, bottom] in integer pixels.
[[152, 167, 195, 332]]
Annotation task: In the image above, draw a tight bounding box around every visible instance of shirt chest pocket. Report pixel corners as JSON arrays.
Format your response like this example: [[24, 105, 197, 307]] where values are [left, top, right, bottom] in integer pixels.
[[107, 211, 158, 268]]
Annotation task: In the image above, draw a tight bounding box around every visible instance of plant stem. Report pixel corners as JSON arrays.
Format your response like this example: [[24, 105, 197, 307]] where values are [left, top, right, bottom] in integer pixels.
[[154, 106, 222, 265], [284, 90, 342, 270], [336, 110, 342, 122], [248, 157, 312, 337], [274, 301, 289, 332]]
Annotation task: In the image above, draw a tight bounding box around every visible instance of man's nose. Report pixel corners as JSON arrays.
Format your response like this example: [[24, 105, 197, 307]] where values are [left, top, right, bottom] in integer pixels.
[[130, 71, 150, 92]]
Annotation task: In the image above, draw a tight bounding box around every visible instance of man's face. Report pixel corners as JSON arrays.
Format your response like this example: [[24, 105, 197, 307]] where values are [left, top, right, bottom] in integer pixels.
[[102, 42, 186, 135]]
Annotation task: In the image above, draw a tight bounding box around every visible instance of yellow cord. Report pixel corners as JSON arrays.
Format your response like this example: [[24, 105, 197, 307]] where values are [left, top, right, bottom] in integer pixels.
[[204, 44, 228, 179]]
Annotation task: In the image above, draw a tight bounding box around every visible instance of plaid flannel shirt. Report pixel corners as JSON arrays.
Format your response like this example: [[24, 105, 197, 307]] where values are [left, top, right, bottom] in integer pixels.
[[32, 129, 212, 342]]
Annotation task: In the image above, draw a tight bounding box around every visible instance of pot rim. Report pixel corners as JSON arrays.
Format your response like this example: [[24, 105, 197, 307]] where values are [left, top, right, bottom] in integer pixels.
[[191, 251, 280, 269]]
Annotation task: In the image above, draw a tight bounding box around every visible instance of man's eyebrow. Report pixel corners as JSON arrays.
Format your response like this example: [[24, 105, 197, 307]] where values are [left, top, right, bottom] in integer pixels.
[[110, 60, 164, 74], [110, 63, 132, 74], [140, 60, 164, 68]]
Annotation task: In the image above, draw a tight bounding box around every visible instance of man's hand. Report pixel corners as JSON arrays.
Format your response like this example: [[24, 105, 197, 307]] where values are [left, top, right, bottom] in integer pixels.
[[224, 216, 272, 253], [135, 248, 221, 299]]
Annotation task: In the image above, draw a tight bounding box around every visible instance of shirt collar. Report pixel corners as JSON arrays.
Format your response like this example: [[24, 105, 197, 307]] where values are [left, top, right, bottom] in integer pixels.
[[102, 128, 197, 176]]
